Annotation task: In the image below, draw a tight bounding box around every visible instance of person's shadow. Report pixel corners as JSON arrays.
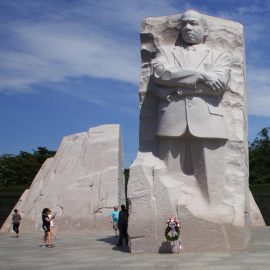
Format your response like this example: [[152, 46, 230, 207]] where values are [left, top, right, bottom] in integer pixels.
[[97, 235, 129, 253]]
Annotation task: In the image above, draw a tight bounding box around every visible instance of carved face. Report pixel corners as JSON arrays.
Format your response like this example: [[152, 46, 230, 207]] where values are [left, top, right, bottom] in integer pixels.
[[180, 11, 208, 45]]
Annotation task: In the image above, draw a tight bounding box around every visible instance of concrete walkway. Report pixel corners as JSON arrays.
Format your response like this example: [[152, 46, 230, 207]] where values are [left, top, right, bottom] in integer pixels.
[[0, 227, 270, 270]]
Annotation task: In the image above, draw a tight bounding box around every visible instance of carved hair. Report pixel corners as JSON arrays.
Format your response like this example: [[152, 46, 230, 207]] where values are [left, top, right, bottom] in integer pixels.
[[180, 10, 208, 28]]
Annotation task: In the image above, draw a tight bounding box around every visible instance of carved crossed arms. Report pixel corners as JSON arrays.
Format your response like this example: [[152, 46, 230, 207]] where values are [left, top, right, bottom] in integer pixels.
[[151, 47, 231, 99]]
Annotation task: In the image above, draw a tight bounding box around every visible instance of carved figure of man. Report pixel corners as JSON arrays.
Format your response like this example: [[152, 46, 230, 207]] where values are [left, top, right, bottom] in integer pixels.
[[152, 10, 231, 201]]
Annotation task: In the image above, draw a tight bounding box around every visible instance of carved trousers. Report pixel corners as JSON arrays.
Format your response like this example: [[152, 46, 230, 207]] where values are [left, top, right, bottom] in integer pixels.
[[158, 132, 226, 203]]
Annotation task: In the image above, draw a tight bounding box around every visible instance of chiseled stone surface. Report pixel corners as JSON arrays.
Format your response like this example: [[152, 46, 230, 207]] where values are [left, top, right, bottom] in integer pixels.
[[128, 11, 265, 253], [1, 124, 125, 233]]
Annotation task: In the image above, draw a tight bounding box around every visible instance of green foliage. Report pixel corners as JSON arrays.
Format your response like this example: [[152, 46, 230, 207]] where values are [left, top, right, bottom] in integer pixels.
[[124, 168, 129, 198], [249, 128, 270, 185], [0, 147, 56, 186], [0, 183, 29, 192], [250, 183, 270, 194], [124, 169, 129, 186]]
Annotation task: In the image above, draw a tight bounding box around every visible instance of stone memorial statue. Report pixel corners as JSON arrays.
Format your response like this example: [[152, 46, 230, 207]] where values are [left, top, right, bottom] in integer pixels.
[[127, 10, 265, 253], [152, 10, 231, 203]]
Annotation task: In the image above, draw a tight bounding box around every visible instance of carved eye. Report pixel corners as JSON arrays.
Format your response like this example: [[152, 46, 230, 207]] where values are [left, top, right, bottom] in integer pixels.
[[181, 20, 199, 27], [191, 21, 199, 26]]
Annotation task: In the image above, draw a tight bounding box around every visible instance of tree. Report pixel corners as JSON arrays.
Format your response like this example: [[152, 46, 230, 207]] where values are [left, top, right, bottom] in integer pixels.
[[249, 127, 270, 185], [33, 147, 56, 164], [0, 147, 56, 186]]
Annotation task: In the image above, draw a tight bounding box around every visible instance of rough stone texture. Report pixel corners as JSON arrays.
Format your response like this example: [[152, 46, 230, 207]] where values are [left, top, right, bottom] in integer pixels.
[[1, 124, 125, 233], [128, 12, 265, 253]]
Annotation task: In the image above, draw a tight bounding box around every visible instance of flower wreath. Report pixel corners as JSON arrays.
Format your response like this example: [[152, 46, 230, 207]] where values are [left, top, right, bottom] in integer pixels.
[[164, 217, 181, 241]]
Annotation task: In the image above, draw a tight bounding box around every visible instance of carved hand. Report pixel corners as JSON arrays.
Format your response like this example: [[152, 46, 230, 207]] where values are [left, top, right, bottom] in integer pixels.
[[199, 72, 225, 95]]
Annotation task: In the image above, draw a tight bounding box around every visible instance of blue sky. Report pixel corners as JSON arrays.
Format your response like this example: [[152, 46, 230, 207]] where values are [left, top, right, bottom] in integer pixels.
[[0, 0, 270, 167]]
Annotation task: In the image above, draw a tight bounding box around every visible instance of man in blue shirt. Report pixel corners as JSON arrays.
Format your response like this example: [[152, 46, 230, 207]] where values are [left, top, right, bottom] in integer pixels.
[[111, 206, 119, 235]]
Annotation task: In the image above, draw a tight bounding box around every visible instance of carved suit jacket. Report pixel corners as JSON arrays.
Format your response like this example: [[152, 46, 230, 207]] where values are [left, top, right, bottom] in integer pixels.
[[151, 44, 231, 139]]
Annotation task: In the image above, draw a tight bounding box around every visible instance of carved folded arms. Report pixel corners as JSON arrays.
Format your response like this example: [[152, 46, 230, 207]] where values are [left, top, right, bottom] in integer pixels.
[[151, 46, 231, 100]]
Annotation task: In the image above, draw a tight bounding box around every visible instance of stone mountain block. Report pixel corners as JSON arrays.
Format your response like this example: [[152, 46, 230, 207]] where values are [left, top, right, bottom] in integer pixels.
[[1, 124, 125, 233], [127, 11, 265, 253]]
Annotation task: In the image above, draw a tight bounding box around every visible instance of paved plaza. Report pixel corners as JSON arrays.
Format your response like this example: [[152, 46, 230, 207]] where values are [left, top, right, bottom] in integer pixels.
[[0, 227, 270, 270]]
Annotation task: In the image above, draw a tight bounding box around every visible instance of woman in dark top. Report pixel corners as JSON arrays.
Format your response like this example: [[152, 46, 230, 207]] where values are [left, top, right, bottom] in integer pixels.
[[42, 208, 56, 248]]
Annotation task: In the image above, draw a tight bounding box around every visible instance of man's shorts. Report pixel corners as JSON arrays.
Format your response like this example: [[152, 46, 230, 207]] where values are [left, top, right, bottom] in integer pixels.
[[13, 223, 20, 231], [113, 221, 118, 230]]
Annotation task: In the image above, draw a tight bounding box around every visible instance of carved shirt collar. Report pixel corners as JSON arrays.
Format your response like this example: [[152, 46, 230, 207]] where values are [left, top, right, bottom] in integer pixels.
[[182, 43, 208, 51]]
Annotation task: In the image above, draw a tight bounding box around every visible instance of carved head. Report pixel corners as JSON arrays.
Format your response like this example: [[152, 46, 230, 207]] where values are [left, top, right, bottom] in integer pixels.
[[180, 10, 208, 45]]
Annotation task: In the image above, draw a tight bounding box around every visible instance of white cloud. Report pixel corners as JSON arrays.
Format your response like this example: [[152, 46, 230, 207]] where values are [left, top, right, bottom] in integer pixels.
[[1, 0, 270, 119], [71, 0, 178, 31], [247, 67, 270, 116], [0, 0, 180, 94], [0, 22, 140, 93]]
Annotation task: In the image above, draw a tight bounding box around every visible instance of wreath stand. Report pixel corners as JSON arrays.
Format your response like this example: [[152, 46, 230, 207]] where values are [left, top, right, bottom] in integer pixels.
[[164, 217, 182, 253]]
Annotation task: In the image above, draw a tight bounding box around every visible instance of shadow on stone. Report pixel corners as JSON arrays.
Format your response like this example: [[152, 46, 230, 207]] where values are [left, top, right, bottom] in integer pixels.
[[112, 245, 129, 253], [97, 235, 129, 253], [159, 241, 180, 254], [97, 235, 118, 245], [159, 241, 173, 253]]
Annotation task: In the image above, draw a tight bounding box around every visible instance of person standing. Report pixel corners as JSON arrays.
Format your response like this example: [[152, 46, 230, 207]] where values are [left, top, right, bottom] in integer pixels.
[[117, 205, 128, 247], [48, 210, 59, 240], [111, 206, 119, 235], [12, 209, 21, 237], [42, 208, 56, 248]]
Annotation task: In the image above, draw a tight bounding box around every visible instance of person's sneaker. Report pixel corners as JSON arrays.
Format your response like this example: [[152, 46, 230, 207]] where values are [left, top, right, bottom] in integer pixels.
[[46, 244, 55, 248], [55, 236, 59, 240], [41, 244, 46, 247]]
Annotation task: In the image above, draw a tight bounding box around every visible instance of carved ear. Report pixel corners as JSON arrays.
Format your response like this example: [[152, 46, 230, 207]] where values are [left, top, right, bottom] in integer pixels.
[[204, 26, 208, 37], [203, 27, 208, 43]]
